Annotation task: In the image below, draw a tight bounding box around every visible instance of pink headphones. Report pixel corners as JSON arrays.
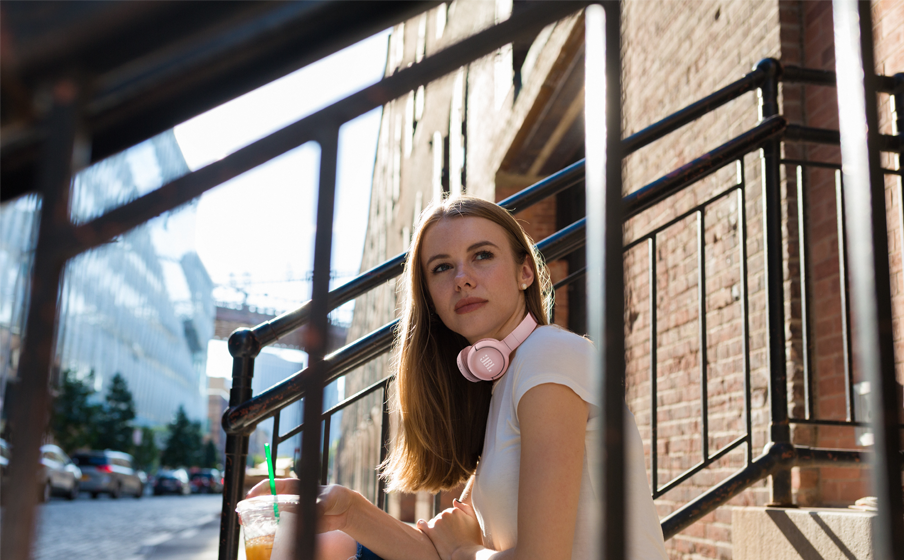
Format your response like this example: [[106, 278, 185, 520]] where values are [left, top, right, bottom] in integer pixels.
[[457, 313, 538, 382]]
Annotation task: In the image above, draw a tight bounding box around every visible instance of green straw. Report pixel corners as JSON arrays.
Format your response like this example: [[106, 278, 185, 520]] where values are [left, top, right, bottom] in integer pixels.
[[264, 443, 280, 523]]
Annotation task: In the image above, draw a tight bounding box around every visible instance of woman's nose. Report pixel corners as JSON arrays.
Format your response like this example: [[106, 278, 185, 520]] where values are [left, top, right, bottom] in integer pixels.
[[454, 265, 475, 290]]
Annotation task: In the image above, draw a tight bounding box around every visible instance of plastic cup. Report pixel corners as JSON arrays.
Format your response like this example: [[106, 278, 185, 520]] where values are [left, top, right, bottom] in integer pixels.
[[236, 494, 300, 560]]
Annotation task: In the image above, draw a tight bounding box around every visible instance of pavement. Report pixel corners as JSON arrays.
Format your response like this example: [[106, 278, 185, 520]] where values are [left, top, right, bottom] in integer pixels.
[[31, 492, 242, 560]]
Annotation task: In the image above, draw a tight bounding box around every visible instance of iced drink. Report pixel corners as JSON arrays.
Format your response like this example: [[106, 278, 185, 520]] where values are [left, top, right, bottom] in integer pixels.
[[236, 494, 299, 560], [244, 535, 274, 560]]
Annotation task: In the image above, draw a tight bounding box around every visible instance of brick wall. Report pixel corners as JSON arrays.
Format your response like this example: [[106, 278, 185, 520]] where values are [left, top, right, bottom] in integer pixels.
[[621, 1, 790, 557], [787, 0, 904, 507]]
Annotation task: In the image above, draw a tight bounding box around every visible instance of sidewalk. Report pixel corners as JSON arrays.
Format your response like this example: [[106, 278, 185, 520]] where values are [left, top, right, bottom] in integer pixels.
[[144, 518, 246, 560]]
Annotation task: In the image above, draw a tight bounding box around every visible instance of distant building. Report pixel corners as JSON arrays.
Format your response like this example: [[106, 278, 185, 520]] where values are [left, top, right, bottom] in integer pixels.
[[0, 130, 215, 433]]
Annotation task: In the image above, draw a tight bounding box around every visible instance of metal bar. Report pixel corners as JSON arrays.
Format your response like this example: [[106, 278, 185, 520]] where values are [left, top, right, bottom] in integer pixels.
[[796, 166, 814, 420], [835, 171, 856, 422], [552, 266, 587, 291], [1, 78, 80, 560], [272, 410, 281, 461], [61, 1, 586, 259], [653, 435, 748, 499], [297, 128, 340, 560], [219, 354, 257, 560], [377, 385, 391, 512], [321, 415, 331, 485], [788, 418, 904, 428], [624, 185, 742, 252], [586, 5, 625, 559], [781, 159, 841, 170], [433, 493, 442, 518], [832, 4, 904, 557], [697, 210, 709, 461], [785, 124, 899, 151], [781, 64, 899, 93], [758, 58, 793, 506], [661, 442, 791, 539], [623, 68, 766, 155], [225, 322, 396, 433], [650, 237, 659, 493], [739, 162, 753, 466], [624, 116, 787, 220]]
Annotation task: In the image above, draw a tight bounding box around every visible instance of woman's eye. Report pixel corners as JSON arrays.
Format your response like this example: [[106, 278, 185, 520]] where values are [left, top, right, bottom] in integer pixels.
[[432, 263, 452, 274], [475, 250, 494, 261]]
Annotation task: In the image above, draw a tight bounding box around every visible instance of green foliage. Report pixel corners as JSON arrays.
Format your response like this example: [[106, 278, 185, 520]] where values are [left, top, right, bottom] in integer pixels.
[[161, 406, 204, 467], [51, 369, 101, 453], [133, 426, 161, 472], [95, 373, 137, 452], [201, 439, 221, 469]]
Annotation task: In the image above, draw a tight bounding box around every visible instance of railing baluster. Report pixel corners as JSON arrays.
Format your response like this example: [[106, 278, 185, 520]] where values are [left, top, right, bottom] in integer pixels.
[[739, 161, 753, 466], [832, 3, 904, 559], [321, 415, 331, 485], [795, 165, 815, 420], [272, 410, 281, 464], [834, 170, 856, 422], [698, 210, 709, 461], [377, 383, 391, 512], [649, 237, 659, 494], [297, 129, 340, 559]]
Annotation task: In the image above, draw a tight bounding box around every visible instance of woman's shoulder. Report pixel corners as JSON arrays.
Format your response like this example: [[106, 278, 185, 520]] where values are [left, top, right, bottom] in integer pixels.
[[514, 325, 595, 368], [523, 324, 595, 354]]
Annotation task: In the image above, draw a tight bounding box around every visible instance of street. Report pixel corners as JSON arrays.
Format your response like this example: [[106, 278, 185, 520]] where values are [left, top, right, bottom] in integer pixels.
[[33, 492, 224, 560]]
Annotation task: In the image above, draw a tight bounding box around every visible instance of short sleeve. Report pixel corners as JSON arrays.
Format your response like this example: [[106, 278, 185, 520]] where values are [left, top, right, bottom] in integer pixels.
[[510, 327, 600, 416]]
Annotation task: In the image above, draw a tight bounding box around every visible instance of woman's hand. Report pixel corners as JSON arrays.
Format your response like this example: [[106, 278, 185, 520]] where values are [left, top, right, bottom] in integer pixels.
[[245, 479, 356, 533], [418, 499, 484, 560]]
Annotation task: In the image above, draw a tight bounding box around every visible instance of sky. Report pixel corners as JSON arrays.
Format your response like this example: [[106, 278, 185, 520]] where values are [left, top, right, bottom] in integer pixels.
[[172, 31, 391, 375]]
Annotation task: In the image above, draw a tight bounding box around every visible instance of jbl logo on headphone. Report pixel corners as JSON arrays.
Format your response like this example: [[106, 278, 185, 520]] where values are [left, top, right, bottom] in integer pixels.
[[479, 354, 495, 372]]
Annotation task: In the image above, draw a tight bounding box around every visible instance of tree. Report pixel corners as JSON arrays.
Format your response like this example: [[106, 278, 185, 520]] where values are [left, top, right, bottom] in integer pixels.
[[201, 439, 221, 469], [133, 426, 160, 472], [51, 369, 101, 452], [161, 406, 203, 467], [95, 373, 136, 452]]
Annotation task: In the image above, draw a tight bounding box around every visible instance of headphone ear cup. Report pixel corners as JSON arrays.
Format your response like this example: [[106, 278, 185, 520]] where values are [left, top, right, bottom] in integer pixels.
[[457, 346, 481, 382], [467, 344, 508, 381]]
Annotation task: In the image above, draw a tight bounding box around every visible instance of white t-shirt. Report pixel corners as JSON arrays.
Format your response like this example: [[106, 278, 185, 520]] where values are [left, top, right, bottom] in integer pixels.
[[470, 325, 667, 560]]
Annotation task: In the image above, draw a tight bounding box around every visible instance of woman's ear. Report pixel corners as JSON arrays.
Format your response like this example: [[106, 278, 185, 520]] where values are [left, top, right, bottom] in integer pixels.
[[519, 260, 535, 289]]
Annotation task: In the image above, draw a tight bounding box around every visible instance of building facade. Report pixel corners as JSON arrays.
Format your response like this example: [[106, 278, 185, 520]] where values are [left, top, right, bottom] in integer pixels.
[[339, 1, 903, 558], [0, 130, 215, 434]]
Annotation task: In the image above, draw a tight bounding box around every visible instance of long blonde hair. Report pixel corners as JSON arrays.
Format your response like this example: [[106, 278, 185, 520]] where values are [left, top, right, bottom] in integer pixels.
[[381, 196, 553, 493]]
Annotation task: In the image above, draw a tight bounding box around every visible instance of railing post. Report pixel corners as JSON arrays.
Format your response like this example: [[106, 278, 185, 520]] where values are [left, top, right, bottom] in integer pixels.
[[831, 2, 904, 559], [297, 129, 341, 560], [219, 329, 261, 560], [1, 78, 83, 560], [586, 3, 626, 560], [755, 57, 794, 506]]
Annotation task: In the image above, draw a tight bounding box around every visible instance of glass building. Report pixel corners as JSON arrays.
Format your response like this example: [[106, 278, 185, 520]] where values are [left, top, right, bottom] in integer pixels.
[[0, 130, 214, 430]]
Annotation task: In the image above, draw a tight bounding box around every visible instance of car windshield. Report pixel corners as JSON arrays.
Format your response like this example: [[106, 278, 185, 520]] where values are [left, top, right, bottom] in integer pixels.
[[72, 455, 107, 466]]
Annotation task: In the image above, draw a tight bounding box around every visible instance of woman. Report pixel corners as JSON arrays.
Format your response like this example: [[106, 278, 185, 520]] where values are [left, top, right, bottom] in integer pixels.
[[249, 196, 667, 560]]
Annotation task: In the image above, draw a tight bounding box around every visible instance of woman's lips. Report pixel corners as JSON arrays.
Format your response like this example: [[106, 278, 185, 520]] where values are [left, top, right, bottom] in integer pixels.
[[455, 299, 487, 314]]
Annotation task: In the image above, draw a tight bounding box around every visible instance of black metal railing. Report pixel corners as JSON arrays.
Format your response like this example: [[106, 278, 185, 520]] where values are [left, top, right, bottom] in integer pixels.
[[217, 39, 904, 560], [6, 2, 903, 560]]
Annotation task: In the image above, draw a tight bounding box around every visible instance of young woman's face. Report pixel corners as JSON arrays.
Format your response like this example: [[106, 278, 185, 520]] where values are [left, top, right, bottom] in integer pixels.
[[420, 216, 534, 344]]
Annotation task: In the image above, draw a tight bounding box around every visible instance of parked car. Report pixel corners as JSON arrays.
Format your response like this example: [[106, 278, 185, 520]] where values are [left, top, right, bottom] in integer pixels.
[[72, 450, 144, 499], [153, 469, 191, 496], [39, 444, 82, 501], [189, 468, 223, 494]]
